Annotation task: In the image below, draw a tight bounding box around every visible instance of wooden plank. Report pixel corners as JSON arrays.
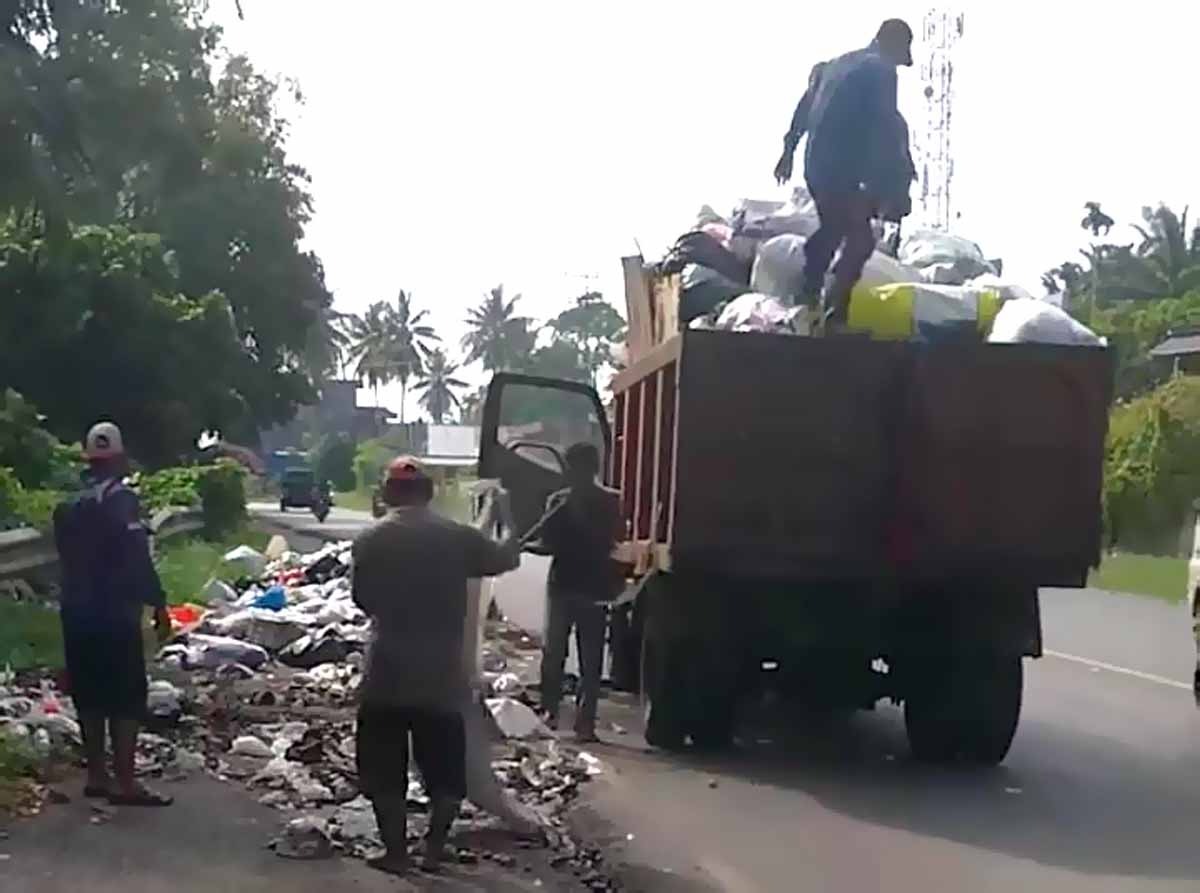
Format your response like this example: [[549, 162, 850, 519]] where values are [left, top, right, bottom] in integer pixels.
[[622, 256, 654, 363]]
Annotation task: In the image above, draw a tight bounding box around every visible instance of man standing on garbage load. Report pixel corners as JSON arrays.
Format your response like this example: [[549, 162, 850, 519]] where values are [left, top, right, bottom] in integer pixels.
[[53, 422, 174, 807], [773, 17, 916, 327], [529, 443, 622, 743], [351, 456, 519, 875]]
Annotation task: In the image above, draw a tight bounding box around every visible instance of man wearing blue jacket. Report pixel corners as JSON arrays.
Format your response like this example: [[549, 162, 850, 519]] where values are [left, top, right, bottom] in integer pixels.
[[54, 422, 173, 807], [774, 18, 916, 327]]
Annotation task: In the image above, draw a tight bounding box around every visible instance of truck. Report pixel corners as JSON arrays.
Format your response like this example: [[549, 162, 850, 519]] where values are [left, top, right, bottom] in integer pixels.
[[478, 258, 1112, 765]]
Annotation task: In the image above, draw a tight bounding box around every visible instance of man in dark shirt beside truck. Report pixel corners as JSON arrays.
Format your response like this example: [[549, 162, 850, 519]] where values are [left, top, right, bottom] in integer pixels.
[[774, 17, 917, 328], [530, 443, 622, 742], [53, 422, 174, 807]]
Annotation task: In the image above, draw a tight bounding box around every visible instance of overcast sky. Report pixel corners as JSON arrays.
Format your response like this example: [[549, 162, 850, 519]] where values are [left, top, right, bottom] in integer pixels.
[[218, 2, 1199, 415]]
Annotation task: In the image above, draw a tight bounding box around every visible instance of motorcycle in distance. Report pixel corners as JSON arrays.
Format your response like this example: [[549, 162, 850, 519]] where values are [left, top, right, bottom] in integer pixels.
[[311, 481, 332, 523]]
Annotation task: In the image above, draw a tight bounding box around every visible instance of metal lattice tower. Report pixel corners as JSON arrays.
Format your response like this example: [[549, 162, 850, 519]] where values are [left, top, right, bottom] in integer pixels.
[[916, 9, 963, 231]]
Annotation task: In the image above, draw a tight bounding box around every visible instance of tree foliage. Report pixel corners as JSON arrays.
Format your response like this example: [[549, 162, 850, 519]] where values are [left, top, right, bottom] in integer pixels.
[[1047, 203, 1200, 311], [313, 433, 356, 492], [0, 221, 246, 465], [0, 0, 335, 457], [414, 349, 468, 424], [345, 290, 439, 420], [461, 285, 534, 372], [546, 292, 626, 386], [1104, 377, 1200, 554]]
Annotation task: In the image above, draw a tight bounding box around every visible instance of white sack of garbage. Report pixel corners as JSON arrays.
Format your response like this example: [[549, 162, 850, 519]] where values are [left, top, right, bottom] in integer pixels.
[[987, 298, 1106, 347]]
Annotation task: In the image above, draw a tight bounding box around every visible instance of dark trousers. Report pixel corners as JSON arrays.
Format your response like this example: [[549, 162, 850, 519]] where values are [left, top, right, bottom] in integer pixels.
[[355, 704, 466, 801], [540, 592, 606, 733], [802, 184, 877, 322]]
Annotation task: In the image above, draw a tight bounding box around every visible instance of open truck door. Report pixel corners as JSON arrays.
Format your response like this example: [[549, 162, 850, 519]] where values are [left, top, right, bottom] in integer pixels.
[[476, 372, 611, 640]]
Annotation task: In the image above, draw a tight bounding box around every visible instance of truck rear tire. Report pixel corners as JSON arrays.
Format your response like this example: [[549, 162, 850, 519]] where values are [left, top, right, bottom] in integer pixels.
[[904, 656, 1023, 766], [640, 628, 686, 751]]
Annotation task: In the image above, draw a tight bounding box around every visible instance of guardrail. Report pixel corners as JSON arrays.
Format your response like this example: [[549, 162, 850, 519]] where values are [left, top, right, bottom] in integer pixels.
[[0, 507, 204, 583]]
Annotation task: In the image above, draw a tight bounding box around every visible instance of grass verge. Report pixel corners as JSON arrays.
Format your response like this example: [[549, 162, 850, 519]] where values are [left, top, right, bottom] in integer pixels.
[[0, 597, 64, 671], [334, 479, 473, 522], [0, 525, 271, 671], [1088, 552, 1188, 603], [155, 524, 270, 606]]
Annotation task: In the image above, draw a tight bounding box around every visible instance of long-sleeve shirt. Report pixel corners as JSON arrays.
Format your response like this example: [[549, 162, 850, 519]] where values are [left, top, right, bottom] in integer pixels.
[[537, 484, 622, 601], [54, 473, 165, 627], [783, 47, 905, 195], [352, 506, 518, 709]]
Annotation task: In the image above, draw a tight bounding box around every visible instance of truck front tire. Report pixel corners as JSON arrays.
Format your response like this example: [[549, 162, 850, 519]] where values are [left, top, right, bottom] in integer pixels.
[[904, 656, 1023, 766]]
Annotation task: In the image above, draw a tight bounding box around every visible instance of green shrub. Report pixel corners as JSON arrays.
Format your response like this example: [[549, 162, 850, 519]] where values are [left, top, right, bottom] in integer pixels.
[[1104, 376, 1200, 554], [355, 438, 395, 492], [12, 488, 61, 531], [0, 468, 62, 531], [315, 434, 357, 492], [0, 467, 20, 523], [137, 465, 203, 514], [196, 459, 246, 538]]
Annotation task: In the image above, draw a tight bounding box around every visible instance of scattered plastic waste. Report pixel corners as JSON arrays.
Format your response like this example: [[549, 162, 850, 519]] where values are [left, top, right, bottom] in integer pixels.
[[146, 679, 183, 721], [230, 735, 274, 759], [222, 544, 268, 578], [486, 697, 551, 740], [272, 816, 334, 860], [201, 578, 238, 602], [251, 585, 288, 612]]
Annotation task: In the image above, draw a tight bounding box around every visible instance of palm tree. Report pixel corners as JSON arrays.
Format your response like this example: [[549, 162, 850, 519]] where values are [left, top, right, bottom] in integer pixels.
[[461, 285, 534, 371], [1118, 205, 1200, 300], [389, 290, 439, 423], [345, 291, 440, 420], [345, 301, 395, 407], [414, 349, 468, 424]]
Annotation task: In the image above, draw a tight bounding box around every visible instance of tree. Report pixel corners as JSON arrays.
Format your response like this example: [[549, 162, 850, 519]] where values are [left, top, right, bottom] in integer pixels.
[[388, 290, 439, 423], [546, 292, 626, 386], [462, 285, 534, 371], [0, 1, 335, 439], [313, 433, 356, 492], [1117, 205, 1200, 301], [344, 291, 440, 421], [0, 221, 246, 466], [346, 302, 397, 407], [414, 350, 468, 424]]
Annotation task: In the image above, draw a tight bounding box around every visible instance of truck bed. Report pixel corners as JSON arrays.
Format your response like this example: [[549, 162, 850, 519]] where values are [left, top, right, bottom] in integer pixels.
[[610, 328, 1111, 586]]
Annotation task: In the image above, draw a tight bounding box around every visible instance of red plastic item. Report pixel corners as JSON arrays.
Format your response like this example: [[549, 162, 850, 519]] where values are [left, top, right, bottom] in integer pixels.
[[168, 603, 206, 630]]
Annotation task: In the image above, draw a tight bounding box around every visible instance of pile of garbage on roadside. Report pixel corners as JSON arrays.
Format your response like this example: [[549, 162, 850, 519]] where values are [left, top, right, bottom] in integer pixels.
[[0, 536, 617, 888], [659, 187, 1105, 347]]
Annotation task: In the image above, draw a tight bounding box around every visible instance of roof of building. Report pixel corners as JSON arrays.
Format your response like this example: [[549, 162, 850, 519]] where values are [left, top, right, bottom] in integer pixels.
[[1150, 333, 1200, 358]]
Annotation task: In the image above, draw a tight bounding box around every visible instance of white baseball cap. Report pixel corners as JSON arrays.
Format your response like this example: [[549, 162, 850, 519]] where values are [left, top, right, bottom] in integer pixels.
[[85, 421, 125, 460]]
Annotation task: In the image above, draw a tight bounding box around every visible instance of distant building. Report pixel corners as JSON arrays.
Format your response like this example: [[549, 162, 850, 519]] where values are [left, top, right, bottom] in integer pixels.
[[259, 379, 396, 453], [422, 425, 480, 471], [1150, 328, 1200, 375]]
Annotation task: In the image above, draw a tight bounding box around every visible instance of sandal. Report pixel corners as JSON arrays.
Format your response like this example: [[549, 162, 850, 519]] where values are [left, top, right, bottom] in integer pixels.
[[108, 786, 174, 807]]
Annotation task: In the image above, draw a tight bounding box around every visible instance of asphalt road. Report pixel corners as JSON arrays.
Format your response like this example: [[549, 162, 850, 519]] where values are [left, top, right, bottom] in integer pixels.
[[255, 504, 1200, 892]]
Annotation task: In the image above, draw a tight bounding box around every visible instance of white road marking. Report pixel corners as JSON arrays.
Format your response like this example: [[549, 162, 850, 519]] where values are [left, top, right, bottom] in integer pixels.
[[1045, 649, 1192, 691]]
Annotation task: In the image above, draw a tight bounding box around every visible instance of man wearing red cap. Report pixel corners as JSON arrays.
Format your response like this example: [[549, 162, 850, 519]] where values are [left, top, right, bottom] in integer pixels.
[[53, 422, 174, 807], [351, 456, 519, 875]]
